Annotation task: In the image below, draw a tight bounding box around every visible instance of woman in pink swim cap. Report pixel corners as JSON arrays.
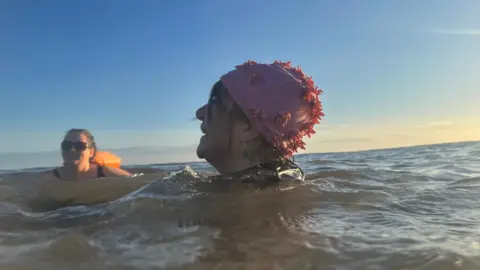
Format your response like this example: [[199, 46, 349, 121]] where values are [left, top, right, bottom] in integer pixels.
[[195, 60, 324, 182]]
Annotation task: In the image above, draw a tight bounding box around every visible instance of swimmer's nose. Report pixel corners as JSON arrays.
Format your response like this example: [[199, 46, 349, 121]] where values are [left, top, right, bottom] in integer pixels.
[[196, 105, 206, 121]]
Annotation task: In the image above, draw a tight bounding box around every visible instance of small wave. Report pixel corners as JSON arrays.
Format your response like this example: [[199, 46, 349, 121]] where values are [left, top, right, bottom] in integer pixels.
[[307, 159, 332, 165], [306, 169, 354, 180], [449, 177, 480, 188], [0, 141, 480, 269]]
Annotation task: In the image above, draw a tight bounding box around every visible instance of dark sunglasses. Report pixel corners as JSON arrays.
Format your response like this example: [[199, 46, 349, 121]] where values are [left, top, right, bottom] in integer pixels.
[[206, 81, 225, 119], [61, 141, 89, 152], [208, 81, 223, 105]]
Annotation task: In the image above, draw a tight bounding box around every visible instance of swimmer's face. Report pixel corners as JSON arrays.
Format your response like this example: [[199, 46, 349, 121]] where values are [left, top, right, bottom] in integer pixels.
[[195, 81, 247, 171], [61, 131, 94, 167]]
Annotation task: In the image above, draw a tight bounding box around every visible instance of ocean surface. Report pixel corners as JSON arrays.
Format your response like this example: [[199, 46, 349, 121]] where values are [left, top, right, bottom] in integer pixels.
[[1, 141, 480, 270]]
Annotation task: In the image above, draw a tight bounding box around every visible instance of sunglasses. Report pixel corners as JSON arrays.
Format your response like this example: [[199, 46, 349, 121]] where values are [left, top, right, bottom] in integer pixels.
[[61, 141, 89, 152]]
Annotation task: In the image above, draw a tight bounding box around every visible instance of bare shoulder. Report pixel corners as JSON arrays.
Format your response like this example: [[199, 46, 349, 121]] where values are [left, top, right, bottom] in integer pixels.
[[103, 166, 132, 177]]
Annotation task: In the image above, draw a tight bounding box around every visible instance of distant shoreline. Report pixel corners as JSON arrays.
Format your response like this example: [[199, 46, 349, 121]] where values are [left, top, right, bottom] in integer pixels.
[[307, 139, 480, 156], [2, 139, 479, 156]]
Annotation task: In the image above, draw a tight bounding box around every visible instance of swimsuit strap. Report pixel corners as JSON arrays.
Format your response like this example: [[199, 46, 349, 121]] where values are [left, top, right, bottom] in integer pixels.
[[53, 166, 106, 179]]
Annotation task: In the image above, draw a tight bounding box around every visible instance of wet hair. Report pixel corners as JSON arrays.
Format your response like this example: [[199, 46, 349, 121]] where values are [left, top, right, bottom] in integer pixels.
[[64, 128, 97, 162]]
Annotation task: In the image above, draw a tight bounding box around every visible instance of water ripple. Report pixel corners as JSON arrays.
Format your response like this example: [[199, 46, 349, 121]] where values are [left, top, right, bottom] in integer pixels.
[[0, 141, 479, 269]]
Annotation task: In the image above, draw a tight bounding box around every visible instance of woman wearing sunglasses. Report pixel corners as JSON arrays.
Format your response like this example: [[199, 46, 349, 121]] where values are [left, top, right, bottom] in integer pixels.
[[195, 60, 324, 183], [52, 128, 131, 180]]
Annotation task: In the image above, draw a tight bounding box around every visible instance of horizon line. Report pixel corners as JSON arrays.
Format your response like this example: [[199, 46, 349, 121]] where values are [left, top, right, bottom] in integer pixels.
[[1, 140, 478, 172], [1, 139, 479, 156]]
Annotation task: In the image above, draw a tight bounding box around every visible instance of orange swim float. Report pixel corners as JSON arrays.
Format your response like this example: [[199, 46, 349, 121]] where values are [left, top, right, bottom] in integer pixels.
[[92, 151, 122, 168]]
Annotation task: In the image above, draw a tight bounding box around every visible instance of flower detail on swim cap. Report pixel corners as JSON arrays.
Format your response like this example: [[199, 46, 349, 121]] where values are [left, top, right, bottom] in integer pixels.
[[220, 60, 324, 157], [274, 60, 324, 143], [275, 111, 292, 127], [235, 60, 258, 69], [249, 107, 264, 121]]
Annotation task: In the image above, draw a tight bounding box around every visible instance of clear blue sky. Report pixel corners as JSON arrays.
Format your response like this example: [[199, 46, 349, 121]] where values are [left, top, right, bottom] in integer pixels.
[[1, 0, 479, 154]]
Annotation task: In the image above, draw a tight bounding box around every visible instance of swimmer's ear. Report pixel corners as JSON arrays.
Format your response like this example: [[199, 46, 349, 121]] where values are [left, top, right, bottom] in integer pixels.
[[89, 148, 95, 159], [239, 121, 261, 143]]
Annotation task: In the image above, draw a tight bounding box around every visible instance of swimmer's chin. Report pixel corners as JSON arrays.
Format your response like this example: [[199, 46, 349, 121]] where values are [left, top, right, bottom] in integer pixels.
[[196, 149, 205, 159], [196, 137, 207, 159], [196, 145, 206, 159], [63, 160, 80, 166]]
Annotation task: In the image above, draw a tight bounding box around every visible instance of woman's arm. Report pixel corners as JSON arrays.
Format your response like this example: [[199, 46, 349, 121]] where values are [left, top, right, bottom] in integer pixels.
[[103, 166, 132, 177]]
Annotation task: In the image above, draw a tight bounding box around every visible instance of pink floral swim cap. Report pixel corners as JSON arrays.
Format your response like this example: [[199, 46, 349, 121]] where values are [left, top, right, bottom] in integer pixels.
[[220, 60, 324, 157]]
